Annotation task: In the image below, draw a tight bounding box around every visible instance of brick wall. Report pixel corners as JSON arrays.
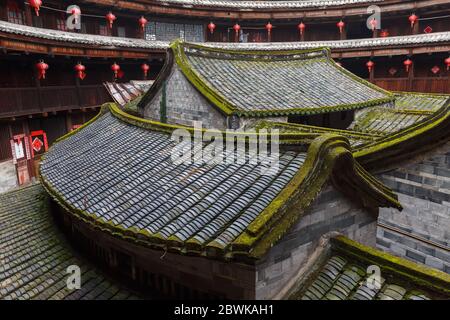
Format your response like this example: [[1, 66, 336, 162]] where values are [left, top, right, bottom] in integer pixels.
[[144, 65, 228, 129], [255, 185, 377, 299], [376, 142, 450, 273]]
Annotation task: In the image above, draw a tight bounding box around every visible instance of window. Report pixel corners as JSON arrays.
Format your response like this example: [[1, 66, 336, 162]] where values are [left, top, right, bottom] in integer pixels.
[[7, 1, 24, 25]]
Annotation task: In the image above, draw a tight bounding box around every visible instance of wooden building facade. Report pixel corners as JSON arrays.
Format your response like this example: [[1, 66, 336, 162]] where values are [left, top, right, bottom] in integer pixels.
[[0, 0, 449, 164]]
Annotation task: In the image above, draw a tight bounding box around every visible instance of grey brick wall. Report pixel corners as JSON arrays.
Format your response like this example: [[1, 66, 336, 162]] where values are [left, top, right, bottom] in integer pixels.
[[376, 142, 450, 273], [377, 193, 450, 273], [255, 185, 377, 299], [144, 65, 227, 129]]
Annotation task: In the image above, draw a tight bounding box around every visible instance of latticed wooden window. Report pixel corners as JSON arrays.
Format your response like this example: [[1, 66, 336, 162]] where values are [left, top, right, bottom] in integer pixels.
[[7, 0, 24, 25]]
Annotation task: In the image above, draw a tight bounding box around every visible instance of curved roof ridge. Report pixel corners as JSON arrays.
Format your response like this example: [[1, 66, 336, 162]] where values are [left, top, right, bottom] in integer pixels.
[[1, 20, 449, 52], [138, 39, 393, 117]]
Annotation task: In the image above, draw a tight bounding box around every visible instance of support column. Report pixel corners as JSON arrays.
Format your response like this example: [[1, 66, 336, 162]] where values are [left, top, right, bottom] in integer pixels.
[[75, 76, 82, 108], [408, 55, 415, 92], [24, 4, 33, 27]]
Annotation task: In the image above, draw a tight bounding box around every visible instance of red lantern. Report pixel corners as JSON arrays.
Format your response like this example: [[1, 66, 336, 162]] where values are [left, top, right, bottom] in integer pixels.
[[337, 20, 345, 34], [403, 58, 413, 72], [74, 63, 86, 80], [36, 60, 49, 80], [141, 63, 150, 79], [266, 22, 273, 41], [233, 23, 241, 41], [366, 60, 375, 73], [106, 12, 116, 29], [409, 14, 418, 28], [111, 62, 120, 79], [298, 22, 306, 37], [139, 16, 147, 32], [445, 57, 450, 71], [29, 0, 42, 16], [208, 22, 216, 34], [370, 18, 377, 31], [71, 7, 81, 24], [380, 29, 389, 37]]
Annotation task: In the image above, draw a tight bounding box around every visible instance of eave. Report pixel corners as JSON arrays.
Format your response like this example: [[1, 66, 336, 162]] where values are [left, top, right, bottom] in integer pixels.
[[80, 0, 450, 20], [1, 21, 449, 59]]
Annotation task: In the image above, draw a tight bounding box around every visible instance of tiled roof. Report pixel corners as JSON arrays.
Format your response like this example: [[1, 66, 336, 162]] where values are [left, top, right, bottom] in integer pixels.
[[0, 21, 167, 50], [290, 236, 450, 300], [150, 0, 382, 9], [350, 93, 449, 135], [261, 92, 449, 146], [205, 32, 450, 51], [258, 121, 382, 148], [39, 112, 308, 256], [165, 42, 392, 116], [0, 184, 141, 300], [39, 104, 402, 259], [104, 81, 154, 107], [1, 21, 449, 52], [300, 255, 432, 300]]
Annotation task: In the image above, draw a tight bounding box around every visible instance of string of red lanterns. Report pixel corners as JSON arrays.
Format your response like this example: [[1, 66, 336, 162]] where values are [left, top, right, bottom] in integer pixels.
[[35, 61, 154, 81], [206, 14, 419, 41], [25, 6, 431, 40]]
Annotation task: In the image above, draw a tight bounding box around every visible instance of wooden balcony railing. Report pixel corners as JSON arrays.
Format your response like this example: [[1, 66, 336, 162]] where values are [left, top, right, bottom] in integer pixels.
[[0, 85, 111, 118], [371, 77, 450, 94]]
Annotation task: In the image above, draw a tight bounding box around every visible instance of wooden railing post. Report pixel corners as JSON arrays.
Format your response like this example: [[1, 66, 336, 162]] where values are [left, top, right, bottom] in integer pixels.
[[408, 54, 414, 92], [34, 71, 43, 111], [75, 77, 82, 107]]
